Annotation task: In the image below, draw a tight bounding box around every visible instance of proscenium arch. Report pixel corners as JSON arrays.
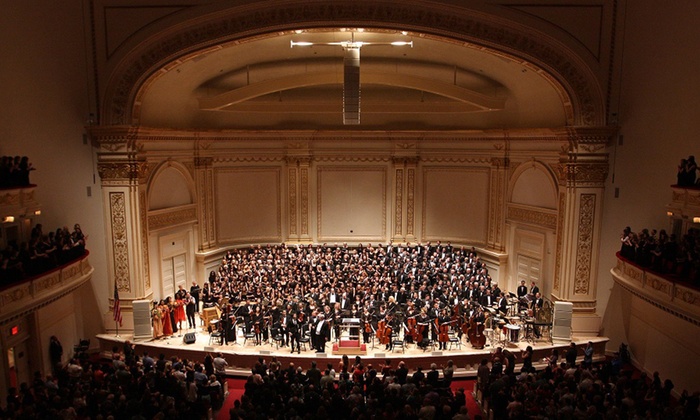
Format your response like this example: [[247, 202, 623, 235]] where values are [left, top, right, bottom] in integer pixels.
[[102, 1, 605, 127]]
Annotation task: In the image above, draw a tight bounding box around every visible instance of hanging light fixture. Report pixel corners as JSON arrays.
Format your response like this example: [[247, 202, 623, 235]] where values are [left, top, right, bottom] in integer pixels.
[[291, 32, 413, 125]]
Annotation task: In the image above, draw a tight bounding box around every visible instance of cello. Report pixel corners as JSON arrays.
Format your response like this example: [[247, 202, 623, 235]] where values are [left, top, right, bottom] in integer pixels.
[[377, 320, 386, 344], [406, 316, 418, 343], [438, 320, 450, 344]]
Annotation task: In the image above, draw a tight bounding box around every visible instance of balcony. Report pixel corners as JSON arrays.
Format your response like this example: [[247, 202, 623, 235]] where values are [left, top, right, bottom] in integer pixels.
[[0, 252, 93, 324], [612, 253, 700, 325]]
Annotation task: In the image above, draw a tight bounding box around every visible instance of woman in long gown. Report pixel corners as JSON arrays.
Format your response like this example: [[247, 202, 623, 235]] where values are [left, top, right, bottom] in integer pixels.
[[162, 301, 173, 336], [152, 301, 163, 339], [175, 296, 187, 331]]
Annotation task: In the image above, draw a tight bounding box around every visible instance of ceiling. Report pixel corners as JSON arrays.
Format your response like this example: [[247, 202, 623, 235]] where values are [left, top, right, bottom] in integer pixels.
[[137, 28, 568, 130]]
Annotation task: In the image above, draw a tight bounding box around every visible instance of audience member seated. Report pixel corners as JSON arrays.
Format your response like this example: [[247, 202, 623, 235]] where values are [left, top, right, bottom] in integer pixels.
[[0, 156, 35, 188], [677, 155, 698, 187], [477, 352, 698, 419], [228, 356, 467, 419], [0, 347, 225, 419], [619, 226, 700, 285], [0, 223, 88, 285]]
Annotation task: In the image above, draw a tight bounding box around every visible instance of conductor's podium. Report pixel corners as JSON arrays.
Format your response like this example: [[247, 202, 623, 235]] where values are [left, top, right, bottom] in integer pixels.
[[332, 318, 366, 355]]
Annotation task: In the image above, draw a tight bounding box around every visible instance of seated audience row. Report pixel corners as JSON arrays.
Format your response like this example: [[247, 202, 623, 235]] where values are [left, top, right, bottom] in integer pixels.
[[0, 156, 34, 188], [620, 226, 700, 284], [2, 341, 225, 419], [0, 223, 87, 284], [478, 344, 698, 419]]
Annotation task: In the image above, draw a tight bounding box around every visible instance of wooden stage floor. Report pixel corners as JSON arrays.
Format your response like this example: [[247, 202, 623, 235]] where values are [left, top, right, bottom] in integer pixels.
[[97, 322, 608, 378]]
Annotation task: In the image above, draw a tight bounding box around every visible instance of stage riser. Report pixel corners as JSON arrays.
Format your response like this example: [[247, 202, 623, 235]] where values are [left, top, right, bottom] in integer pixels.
[[97, 334, 607, 377]]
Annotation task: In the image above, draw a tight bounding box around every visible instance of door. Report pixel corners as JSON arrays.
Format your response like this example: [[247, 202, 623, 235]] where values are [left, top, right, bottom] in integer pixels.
[[162, 253, 187, 298], [516, 254, 541, 288]]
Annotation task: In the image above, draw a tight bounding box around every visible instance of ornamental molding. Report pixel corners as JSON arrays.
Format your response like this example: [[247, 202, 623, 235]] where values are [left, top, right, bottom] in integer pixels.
[[98, 160, 149, 181], [395, 169, 404, 236], [558, 162, 609, 186], [109, 192, 131, 293], [289, 168, 298, 236], [147, 205, 197, 231], [613, 259, 700, 327], [506, 204, 557, 230], [574, 193, 595, 295], [553, 192, 565, 292], [406, 168, 416, 236], [103, 1, 603, 126]]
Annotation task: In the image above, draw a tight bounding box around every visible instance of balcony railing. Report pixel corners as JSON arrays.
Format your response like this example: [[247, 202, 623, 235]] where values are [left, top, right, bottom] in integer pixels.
[[0, 251, 93, 324], [613, 253, 700, 326]]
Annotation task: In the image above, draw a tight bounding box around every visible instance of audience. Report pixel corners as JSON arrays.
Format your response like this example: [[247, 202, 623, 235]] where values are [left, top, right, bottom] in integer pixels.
[[0, 223, 87, 284], [619, 226, 700, 284], [677, 155, 698, 187], [231, 356, 468, 420], [0, 156, 35, 188], [478, 351, 698, 419], [0, 346, 225, 419]]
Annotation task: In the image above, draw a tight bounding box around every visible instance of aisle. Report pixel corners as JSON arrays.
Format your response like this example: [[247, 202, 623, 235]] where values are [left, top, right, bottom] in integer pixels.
[[215, 378, 481, 419]]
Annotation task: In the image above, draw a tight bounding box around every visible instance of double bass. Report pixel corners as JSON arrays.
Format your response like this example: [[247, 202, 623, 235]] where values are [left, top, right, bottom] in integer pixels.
[[438, 320, 450, 344], [406, 316, 418, 343], [467, 309, 487, 349]]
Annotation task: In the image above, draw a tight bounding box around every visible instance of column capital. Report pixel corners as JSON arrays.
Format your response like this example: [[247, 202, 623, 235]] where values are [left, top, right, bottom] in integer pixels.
[[97, 160, 149, 183]]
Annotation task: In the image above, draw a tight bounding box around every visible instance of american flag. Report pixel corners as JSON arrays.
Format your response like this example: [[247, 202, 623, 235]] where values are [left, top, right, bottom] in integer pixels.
[[113, 284, 123, 327]]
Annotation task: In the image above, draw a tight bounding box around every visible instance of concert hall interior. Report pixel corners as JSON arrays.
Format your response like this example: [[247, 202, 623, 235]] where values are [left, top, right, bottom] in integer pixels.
[[1, 0, 700, 413]]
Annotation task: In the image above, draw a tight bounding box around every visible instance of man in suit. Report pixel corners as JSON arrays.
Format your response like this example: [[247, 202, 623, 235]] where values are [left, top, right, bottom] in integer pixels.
[[530, 281, 540, 296], [497, 293, 508, 315], [313, 314, 329, 352], [517, 280, 528, 298], [480, 289, 495, 307]]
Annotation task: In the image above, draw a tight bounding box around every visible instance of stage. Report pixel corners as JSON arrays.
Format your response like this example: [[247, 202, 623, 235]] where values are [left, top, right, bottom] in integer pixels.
[[96, 322, 608, 378]]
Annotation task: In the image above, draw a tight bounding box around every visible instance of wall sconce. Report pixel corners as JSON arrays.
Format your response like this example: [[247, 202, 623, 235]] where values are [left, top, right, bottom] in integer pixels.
[[666, 211, 674, 217], [34, 210, 41, 216], [694, 217, 700, 224], [2, 216, 15, 223]]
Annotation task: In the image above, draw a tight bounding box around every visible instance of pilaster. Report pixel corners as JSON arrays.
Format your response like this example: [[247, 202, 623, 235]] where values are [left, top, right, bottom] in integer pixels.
[[552, 126, 615, 336], [488, 157, 509, 251], [391, 157, 418, 243], [194, 153, 215, 250], [91, 126, 151, 333], [285, 152, 312, 243]]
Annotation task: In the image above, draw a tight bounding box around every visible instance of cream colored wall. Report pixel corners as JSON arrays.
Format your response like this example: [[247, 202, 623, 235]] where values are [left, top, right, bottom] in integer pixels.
[[0, 2, 109, 326], [597, 2, 700, 342]]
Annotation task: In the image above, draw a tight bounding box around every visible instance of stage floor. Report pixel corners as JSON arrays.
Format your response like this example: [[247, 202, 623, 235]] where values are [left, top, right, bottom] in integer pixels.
[[97, 321, 608, 378]]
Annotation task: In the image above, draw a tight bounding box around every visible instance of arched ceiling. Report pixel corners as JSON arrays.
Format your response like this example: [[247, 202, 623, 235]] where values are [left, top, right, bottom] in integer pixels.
[[136, 28, 568, 130]]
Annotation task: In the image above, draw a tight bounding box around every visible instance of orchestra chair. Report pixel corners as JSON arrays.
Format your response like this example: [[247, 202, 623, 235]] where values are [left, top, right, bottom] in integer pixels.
[[448, 331, 461, 350], [243, 329, 256, 346], [208, 325, 223, 346], [271, 328, 285, 349], [298, 331, 311, 351], [392, 337, 405, 353]]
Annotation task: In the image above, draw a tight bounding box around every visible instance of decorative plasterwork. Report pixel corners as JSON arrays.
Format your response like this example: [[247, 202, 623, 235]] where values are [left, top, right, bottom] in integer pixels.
[[406, 168, 415, 236], [553, 192, 565, 292], [98, 161, 149, 181], [558, 162, 609, 187], [300, 167, 309, 236], [104, 1, 603, 126], [139, 190, 150, 289], [507, 204, 557, 230], [574, 193, 595, 295], [395, 168, 404, 236], [613, 257, 700, 327], [289, 168, 298, 236], [0, 255, 94, 325], [109, 192, 131, 293], [148, 205, 197, 231]]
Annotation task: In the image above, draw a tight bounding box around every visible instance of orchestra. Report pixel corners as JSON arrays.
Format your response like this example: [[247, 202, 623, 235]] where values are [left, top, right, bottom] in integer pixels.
[[151, 242, 552, 351]]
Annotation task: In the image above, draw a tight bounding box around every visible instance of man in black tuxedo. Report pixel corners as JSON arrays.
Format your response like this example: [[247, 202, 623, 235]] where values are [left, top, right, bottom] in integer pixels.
[[517, 280, 528, 299], [312, 314, 329, 352]]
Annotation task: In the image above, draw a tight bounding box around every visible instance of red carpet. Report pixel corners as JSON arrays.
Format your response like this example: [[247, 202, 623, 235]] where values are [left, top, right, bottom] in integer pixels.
[[216, 378, 481, 420]]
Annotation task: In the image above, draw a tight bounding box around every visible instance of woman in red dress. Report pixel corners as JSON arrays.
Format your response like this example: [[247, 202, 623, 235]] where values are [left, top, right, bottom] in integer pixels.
[[174, 296, 186, 331], [161, 300, 173, 336]]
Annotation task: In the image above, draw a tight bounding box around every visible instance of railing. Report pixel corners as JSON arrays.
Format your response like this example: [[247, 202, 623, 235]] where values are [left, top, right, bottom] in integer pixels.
[[0, 251, 93, 324], [613, 253, 700, 326]]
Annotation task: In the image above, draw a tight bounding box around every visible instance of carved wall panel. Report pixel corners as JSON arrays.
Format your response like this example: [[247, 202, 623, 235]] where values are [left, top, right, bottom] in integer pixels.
[[574, 193, 596, 295], [288, 168, 298, 236], [109, 192, 130, 293], [394, 168, 404, 236]]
